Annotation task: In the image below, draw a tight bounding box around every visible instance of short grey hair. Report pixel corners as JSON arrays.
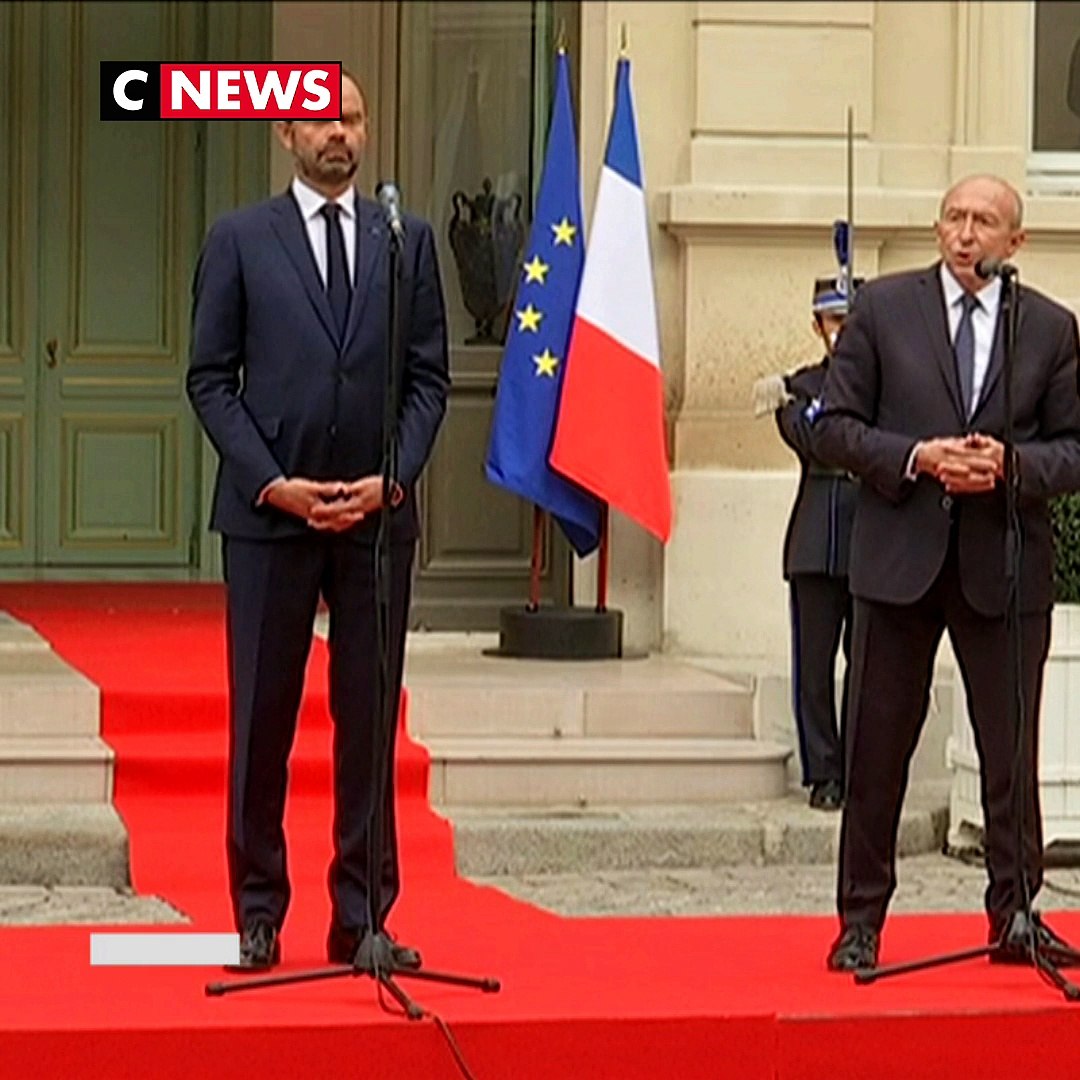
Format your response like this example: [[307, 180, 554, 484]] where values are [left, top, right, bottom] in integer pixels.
[[938, 175, 1024, 229]]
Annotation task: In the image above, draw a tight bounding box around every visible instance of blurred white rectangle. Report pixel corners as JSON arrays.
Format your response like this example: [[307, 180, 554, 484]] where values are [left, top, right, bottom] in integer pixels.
[[90, 933, 239, 966]]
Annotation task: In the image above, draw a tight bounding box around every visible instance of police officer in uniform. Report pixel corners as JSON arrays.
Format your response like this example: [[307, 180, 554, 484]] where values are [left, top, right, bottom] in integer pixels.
[[762, 271, 863, 809]]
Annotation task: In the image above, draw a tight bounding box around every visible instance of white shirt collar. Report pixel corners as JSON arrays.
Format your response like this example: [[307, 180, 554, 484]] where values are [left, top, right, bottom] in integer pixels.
[[291, 175, 356, 221], [939, 262, 1001, 312]]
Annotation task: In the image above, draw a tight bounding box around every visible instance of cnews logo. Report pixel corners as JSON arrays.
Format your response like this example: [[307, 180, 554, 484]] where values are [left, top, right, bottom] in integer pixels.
[[99, 62, 342, 120]]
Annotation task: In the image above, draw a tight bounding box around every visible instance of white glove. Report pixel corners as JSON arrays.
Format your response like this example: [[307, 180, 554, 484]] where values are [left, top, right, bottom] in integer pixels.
[[751, 373, 793, 417]]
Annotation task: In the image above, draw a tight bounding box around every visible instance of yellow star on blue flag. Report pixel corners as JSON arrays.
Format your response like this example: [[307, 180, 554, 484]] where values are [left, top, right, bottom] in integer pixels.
[[533, 348, 559, 377], [551, 217, 577, 246], [523, 255, 550, 284], [515, 303, 543, 332]]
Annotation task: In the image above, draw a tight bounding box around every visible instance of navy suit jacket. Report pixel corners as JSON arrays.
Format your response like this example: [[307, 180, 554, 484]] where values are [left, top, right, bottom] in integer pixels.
[[187, 190, 450, 544], [814, 264, 1080, 617]]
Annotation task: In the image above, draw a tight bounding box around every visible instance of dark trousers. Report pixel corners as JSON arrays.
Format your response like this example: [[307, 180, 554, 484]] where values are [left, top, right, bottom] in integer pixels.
[[789, 574, 852, 786], [839, 535, 1049, 931], [223, 534, 414, 933]]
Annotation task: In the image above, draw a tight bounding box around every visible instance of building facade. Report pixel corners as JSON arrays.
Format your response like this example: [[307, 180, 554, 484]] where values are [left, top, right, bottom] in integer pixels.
[[3, 1, 1080, 697]]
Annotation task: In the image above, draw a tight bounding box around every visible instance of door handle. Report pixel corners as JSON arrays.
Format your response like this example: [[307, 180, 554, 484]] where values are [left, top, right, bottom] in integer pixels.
[[45, 338, 58, 368]]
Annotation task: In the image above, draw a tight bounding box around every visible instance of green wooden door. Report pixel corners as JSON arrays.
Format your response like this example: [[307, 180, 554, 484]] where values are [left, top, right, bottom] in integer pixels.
[[0, 3, 38, 561], [36, 1, 201, 566], [0, 1, 205, 569]]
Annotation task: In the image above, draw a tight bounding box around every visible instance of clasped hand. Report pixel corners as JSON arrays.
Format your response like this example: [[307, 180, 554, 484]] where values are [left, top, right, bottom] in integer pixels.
[[264, 475, 394, 531], [915, 434, 1004, 494]]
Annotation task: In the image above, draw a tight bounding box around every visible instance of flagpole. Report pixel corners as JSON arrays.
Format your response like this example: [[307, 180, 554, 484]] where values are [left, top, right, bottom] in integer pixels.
[[484, 45, 617, 658], [596, 505, 609, 613], [528, 506, 545, 611]]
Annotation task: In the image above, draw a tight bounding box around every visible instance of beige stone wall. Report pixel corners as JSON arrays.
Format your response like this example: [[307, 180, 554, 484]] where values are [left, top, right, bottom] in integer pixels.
[[651, 0, 1080, 670], [662, 0, 1044, 479], [640, 0, 1080, 783]]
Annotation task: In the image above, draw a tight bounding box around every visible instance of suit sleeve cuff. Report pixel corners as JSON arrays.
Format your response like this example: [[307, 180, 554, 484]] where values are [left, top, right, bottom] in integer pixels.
[[903, 442, 921, 481], [255, 475, 286, 507]]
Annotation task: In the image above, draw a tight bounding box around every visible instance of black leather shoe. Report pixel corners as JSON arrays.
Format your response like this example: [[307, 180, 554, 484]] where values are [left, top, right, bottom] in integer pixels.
[[226, 920, 280, 972], [826, 924, 879, 972], [988, 910, 1080, 967], [327, 924, 422, 970], [809, 779, 844, 811]]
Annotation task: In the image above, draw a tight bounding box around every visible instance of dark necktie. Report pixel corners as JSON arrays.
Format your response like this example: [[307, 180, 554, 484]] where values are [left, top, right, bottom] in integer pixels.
[[954, 292, 980, 419], [321, 202, 351, 338]]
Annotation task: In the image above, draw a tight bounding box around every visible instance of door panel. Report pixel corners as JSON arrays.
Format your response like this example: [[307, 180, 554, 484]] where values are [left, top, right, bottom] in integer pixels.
[[0, 3, 37, 561], [36, 1, 201, 565], [0, 0, 267, 574]]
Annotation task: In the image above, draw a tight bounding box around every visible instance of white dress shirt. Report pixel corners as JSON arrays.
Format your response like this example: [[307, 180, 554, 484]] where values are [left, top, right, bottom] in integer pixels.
[[256, 178, 358, 506], [291, 176, 357, 287], [904, 265, 1003, 481], [940, 263, 1001, 416]]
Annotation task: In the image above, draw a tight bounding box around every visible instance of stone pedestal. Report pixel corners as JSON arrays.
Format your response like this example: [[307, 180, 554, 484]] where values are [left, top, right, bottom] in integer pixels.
[[948, 603, 1080, 848]]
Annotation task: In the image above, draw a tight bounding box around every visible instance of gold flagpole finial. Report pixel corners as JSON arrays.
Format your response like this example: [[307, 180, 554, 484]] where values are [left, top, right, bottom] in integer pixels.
[[619, 23, 629, 58], [556, 19, 568, 54]]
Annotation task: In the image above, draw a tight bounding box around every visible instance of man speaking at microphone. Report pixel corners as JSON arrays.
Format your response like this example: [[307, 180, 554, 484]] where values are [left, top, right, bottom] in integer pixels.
[[813, 174, 1080, 972], [187, 69, 449, 971]]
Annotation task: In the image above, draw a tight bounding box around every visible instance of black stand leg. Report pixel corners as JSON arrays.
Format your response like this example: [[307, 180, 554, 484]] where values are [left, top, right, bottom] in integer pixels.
[[205, 199, 500, 1023], [849, 268, 1080, 1002], [205, 928, 501, 1014], [856, 910, 1080, 998]]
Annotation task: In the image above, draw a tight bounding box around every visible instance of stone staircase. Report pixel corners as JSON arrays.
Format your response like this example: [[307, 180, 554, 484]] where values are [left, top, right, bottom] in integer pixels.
[[404, 635, 791, 810], [404, 637, 948, 878], [0, 613, 128, 885]]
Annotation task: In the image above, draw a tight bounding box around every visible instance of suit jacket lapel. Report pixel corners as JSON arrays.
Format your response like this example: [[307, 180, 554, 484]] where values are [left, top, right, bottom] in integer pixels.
[[269, 192, 339, 346], [916, 265, 966, 423], [342, 198, 387, 354]]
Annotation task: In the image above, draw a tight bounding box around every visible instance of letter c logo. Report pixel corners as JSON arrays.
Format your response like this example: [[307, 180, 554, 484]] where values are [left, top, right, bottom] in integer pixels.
[[113, 70, 148, 111]]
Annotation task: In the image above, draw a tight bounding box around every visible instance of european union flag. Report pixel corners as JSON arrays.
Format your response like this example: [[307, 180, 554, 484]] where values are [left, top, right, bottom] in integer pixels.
[[485, 52, 602, 557]]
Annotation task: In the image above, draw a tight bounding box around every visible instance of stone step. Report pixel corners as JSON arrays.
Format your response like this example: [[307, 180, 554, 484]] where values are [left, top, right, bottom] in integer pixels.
[[422, 735, 791, 807], [0, 650, 100, 737], [0, 803, 130, 886], [405, 650, 754, 740], [0, 737, 115, 803], [446, 781, 951, 875], [0, 612, 51, 654]]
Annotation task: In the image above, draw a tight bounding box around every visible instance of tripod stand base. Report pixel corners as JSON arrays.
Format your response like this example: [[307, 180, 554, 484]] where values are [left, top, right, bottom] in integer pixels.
[[854, 910, 1080, 1001], [351, 928, 422, 972], [205, 929, 501, 1012]]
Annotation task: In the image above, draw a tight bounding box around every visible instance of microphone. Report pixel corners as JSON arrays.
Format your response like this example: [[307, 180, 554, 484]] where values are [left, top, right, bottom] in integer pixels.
[[974, 257, 1018, 280], [375, 181, 405, 242]]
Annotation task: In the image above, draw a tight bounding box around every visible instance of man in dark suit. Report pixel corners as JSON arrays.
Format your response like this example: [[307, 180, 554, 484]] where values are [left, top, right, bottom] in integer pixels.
[[187, 71, 449, 971], [774, 275, 861, 811], [814, 174, 1080, 971]]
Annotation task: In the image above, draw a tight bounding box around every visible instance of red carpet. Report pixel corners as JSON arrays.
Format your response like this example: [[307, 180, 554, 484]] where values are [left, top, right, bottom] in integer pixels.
[[1, 583, 1080, 1079]]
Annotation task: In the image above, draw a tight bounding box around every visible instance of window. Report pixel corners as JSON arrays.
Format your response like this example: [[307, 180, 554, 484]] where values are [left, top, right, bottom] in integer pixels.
[[1030, 0, 1080, 188]]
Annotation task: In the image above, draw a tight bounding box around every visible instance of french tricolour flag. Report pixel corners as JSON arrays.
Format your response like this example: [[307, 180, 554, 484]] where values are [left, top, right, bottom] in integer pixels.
[[549, 56, 672, 543]]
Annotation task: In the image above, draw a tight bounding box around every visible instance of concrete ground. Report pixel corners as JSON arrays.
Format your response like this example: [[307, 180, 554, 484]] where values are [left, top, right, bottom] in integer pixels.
[[6, 798, 1080, 927], [475, 853, 1080, 918], [5, 854, 1080, 926]]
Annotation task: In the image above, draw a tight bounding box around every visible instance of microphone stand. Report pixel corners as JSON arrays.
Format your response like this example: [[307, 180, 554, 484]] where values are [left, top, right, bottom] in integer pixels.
[[853, 266, 1080, 999], [206, 207, 500, 1022]]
